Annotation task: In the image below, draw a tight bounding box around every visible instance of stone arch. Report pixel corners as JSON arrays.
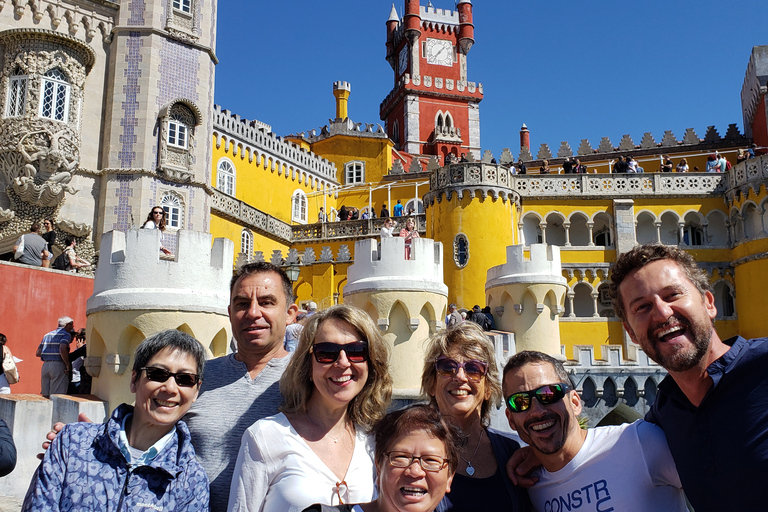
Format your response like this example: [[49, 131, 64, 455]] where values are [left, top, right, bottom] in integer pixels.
[[742, 201, 762, 239], [544, 289, 561, 319], [592, 212, 613, 247], [176, 323, 195, 338], [659, 211, 679, 245], [761, 197, 768, 234], [582, 376, 598, 408], [419, 302, 437, 333], [572, 282, 594, 318], [521, 213, 544, 246], [635, 211, 657, 244], [706, 210, 728, 245], [545, 212, 567, 247], [682, 211, 706, 246], [500, 291, 515, 322], [209, 327, 228, 358], [388, 301, 411, 349], [337, 278, 347, 301], [568, 211, 590, 246], [644, 377, 658, 407], [730, 207, 744, 242], [88, 327, 106, 359], [623, 377, 638, 407], [603, 377, 618, 407], [117, 325, 145, 375], [713, 279, 735, 318]]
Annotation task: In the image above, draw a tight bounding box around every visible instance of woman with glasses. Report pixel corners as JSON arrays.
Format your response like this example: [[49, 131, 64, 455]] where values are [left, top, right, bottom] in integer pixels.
[[421, 323, 531, 511], [303, 404, 462, 512], [23, 330, 209, 511], [141, 206, 172, 255], [228, 304, 392, 512], [40, 219, 56, 268]]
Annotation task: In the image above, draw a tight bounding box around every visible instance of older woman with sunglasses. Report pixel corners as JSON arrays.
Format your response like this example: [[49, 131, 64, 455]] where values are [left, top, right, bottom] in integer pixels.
[[303, 404, 463, 512], [228, 304, 392, 512], [141, 206, 172, 255], [23, 330, 208, 511], [421, 323, 531, 511]]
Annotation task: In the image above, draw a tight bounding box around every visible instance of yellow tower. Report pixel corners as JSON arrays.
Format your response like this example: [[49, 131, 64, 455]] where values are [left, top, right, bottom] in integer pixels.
[[333, 81, 351, 120], [424, 161, 519, 307]]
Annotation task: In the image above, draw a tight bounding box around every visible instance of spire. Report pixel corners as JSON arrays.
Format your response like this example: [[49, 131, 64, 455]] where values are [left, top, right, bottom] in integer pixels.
[[388, 3, 399, 22]]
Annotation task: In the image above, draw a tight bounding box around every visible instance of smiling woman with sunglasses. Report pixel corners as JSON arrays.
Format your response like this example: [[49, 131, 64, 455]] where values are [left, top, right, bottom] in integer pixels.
[[141, 206, 173, 255], [23, 330, 209, 511], [421, 323, 532, 512], [228, 304, 392, 512]]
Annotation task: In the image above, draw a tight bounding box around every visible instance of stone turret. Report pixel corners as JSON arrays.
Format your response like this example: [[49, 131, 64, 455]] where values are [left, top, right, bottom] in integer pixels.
[[333, 81, 352, 121], [485, 244, 567, 355], [344, 237, 447, 399], [85, 229, 234, 407]]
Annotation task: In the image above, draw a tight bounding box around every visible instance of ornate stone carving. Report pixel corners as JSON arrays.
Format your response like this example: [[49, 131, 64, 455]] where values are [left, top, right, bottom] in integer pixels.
[[0, 208, 14, 222], [319, 246, 334, 262], [57, 218, 91, 237]]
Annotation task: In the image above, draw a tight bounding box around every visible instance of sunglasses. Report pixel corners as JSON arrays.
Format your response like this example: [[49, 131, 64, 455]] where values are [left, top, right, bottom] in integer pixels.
[[152, 210, 164, 215], [434, 357, 488, 382], [310, 342, 369, 364], [140, 367, 200, 387], [505, 383, 571, 413]]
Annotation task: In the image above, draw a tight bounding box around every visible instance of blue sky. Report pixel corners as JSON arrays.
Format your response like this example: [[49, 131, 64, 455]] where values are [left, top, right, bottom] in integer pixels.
[[214, 1, 768, 158]]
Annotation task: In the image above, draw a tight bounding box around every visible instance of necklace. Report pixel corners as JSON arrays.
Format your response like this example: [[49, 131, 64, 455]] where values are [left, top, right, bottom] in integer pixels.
[[308, 415, 349, 444], [459, 428, 484, 476]]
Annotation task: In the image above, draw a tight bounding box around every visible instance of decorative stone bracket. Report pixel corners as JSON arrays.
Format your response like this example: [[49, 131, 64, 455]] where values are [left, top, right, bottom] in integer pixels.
[[513, 304, 523, 314], [494, 306, 504, 317], [105, 353, 130, 375], [83, 356, 102, 378], [408, 318, 420, 332], [377, 318, 390, 332]]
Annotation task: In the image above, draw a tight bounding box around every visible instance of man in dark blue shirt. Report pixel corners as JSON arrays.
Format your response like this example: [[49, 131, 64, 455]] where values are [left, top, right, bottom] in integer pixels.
[[609, 244, 768, 512]]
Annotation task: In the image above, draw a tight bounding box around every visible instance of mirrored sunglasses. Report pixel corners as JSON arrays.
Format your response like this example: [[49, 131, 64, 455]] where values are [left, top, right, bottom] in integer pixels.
[[434, 356, 488, 382], [310, 341, 369, 364], [140, 366, 200, 387], [505, 383, 571, 413]]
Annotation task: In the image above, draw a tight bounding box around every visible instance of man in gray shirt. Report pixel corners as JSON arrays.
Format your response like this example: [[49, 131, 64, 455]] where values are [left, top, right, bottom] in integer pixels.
[[14, 222, 49, 266], [184, 262, 298, 512]]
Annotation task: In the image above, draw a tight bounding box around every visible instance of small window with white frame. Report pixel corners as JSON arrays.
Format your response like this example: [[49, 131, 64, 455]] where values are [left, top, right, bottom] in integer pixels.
[[345, 161, 365, 185], [39, 68, 70, 122], [292, 189, 308, 223], [6, 66, 27, 117], [241, 229, 253, 257], [168, 109, 190, 149], [217, 158, 236, 196], [173, 0, 191, 14], [160, 192, 184, 229]]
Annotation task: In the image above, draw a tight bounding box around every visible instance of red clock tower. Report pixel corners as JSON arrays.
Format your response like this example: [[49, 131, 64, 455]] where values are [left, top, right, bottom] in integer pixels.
[[381, 0, 483, 162]]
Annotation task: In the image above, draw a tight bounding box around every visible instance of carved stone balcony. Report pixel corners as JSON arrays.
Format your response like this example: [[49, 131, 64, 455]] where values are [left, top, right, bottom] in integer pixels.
[[292, 214, 426, 243]]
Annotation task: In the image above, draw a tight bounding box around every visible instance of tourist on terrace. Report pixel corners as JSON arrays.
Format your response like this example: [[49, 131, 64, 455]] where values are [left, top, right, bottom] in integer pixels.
[[538, 160, 550, 174], [660, 155, 673, 172], [57, 237, 91, 272], [421, 323, 532, 511], [13, 222, 49, 267], [302, 404, 462, 512], [676, 158, 689, 172], [399, 218, 419, 259], [319, 207, 327, 223], [380, 218, 396, 238], [141, 206, 173, 255], [0, 334, 18, 394], [228, 304, 392, 512], [23, 330, 209, 511], [41, 219, 56, 268], [380, 204, 389, 218], [737, 149, 749, 164], [36, 316, 74, 397], [706, 154, 719, 172]]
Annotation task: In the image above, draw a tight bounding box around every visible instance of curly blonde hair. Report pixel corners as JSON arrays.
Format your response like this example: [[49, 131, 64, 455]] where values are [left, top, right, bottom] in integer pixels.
[[420, 322, 502, 427], [280, 304, 392, 431]]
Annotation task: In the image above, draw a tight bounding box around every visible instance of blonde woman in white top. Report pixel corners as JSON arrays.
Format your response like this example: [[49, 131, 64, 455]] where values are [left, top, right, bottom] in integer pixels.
[[228, 304, 392, 512]]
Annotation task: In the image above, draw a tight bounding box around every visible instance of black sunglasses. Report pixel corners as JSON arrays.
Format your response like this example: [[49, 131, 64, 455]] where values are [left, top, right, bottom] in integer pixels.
[[140, 367, 200, 387], [434, 357, 488, 382], [152, 210, 165, 215], [310, 342, 369, 364], [505, 383, 571, 413]]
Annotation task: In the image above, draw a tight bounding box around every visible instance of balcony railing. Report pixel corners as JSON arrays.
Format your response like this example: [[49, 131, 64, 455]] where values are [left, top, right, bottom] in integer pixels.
[[292, 214, 426, 243]]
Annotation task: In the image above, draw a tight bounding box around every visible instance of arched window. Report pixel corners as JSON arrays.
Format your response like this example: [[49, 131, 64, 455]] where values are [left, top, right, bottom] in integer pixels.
[[240, 229, 253, 257], [405, 199, 424, 215], [345, 161, 365, 185], [39, 68, 70, 122], [217, 158, 236, 196], [454, 233, 469, 268], [436, 113, 444, 130], [160, 192, 184, 229], [6, 66, 27, 117], [292, 190, 307, 223], [168, 105, 193, 149], [391, 120, 400, 145]]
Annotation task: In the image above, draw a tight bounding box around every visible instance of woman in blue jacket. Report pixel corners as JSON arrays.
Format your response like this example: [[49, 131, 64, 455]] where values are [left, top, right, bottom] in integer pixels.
[[23, 330, 210, 511]]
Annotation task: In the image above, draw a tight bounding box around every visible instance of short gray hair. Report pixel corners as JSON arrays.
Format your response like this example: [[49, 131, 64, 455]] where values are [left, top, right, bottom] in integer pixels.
[[58, 316, 74, 327]]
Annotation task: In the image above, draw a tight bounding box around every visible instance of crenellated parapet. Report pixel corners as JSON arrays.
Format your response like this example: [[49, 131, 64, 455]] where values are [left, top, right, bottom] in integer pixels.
[[741, 46, 768, 140], [291, 117, 388, 143], [380, 73, 483, 117], [725, 153, 768, 203], [344, 237, 448, 398], [87, 229, 234, 315], [4, 1, 117, 44], [424, 162, 521, 207], [212, 105, 338, 187]]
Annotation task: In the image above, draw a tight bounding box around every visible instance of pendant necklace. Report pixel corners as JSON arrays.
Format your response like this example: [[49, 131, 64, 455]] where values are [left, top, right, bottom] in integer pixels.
[[459, 428, 484, 476]]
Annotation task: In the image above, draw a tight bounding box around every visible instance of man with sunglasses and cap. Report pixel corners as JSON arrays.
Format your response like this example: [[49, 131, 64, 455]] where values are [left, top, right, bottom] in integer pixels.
[[502, 351, 687, 512]]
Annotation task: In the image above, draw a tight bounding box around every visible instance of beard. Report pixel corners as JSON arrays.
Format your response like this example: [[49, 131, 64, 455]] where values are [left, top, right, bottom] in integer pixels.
[[642, 315, 712, 372], [521, 411, 570, 455]]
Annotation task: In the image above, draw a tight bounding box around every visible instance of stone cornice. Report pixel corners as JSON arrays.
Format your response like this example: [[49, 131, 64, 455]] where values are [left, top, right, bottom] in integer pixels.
[[0, 28, 96, 70], [111, 26, 218, 64]]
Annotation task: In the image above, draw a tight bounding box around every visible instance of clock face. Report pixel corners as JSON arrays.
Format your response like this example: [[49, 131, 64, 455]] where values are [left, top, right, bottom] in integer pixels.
[[398, 45, 409, 75], [426, 38, 453, 67]]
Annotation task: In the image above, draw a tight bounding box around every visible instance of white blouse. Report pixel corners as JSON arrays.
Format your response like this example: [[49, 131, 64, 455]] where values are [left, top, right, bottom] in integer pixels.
[[228, 413, 376, 512]]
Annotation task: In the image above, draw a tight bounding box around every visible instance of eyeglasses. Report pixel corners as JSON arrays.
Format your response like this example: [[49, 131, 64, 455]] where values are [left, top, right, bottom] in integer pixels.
[[310, 342, 369, 364], [140, 367, 200, 387], [505, 383, 571, 413], [387, 452, 449, 472], [434, 357, 488, 382]]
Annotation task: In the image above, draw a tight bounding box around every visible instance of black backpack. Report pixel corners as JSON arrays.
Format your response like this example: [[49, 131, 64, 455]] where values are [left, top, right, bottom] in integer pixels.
[[52, 250, 71, 271]]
